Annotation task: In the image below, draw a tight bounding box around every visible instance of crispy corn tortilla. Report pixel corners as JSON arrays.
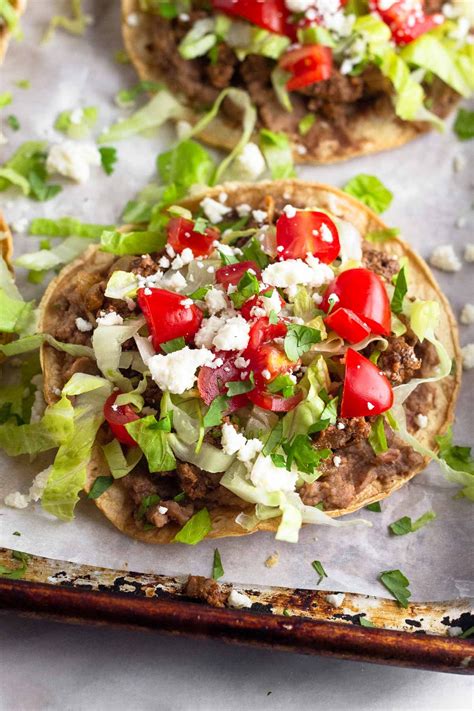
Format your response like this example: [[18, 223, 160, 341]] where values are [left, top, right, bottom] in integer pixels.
[[0, 0, 26, 63], [121, 0, 459, 165], [39, 181, 461, 542]]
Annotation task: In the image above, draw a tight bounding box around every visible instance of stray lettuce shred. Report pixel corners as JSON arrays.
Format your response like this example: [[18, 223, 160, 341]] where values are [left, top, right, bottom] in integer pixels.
[[259, 129, 296, 180], [54, 106, 98, 139], [43, 0, 92, 43], [29, 217, 114, 238]]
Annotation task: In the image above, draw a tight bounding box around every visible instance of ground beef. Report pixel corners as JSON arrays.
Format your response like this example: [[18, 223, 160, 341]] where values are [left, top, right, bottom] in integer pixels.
[[147, 499, 194, 528], [374, 334, 422, 385], [184, 575, 228, 608], [362, 243, 400, 281], [130, 254, 161, 278], [63, 356, 98, 382], [206, 42, 237, 89], [405, 383, 436, 431], [302, 68, 365, 104], [301, 437, 424, 510], [313, 417, 371, 450]]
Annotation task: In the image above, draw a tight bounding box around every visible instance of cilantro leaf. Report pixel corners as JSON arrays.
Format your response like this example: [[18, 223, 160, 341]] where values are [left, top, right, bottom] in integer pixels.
[[212, 548, 224, 580], [28, 168, 62, 202], [203, 395, 228, 428], [391, 266, 408, 315], [230, 270, 260, 309], [453, 108, 474, 141], [0, 92, 13, 108], [241, 235, 269, 269], [161, 337, 185, 354], [7, 115, 20, 131], [88, 475, 114, 499], [365, 501, 382, 512], [389, 510, 436, 536], [436, 427, 474, 476], [284, 324, 321, 361], [282, 434, 330, 475], [260, 128, 296, 180], [0, 550, 30, 580], [225, 377, 254, 397], [189, 285, 211, 300], [298, 113, 315, 136], [343, 174, 393, 214], [99, 146, 118, 176], [359, 617, 376, 628], [368, 416, 388, 455], [137, 493, 161, 520], [379, 569, 411, 608], [311, 559, 327, 585], [263, 420, 283, 456], [267, 373, 295, 398], [174, 507, 212, 544]]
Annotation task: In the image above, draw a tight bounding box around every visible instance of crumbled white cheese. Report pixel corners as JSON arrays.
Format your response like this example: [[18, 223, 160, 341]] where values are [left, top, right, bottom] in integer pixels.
[[250, 454, 298, 493], [228, 590, 253, 609], [235, 356, 250, 369], [333, 455, 342, 467], [236, 203, 252, 217], [464, 244, 474, 262], [200, 196, 231, 224], [46, 141, 101, 183], [285, 0, 314, 11], [12, 217, 28, 234], [221, 423, 263, 465], [252, 209, 268, 224], [429, 245, 462, 272], [261, 288, 282, 315], [75, 317, 93, 332], [4, 492, 29, 509], [148, 346, 215, 394], [160, 270, 187, 292], [262, 257, 333, 288], [455, 216, 467, 229], [158, 505, 168, 515], [461, 343, 474, 370], [159, 256, 170, 269], [205, 287, 228, 314], [176, 120, 192, 140], [171, 247, 194, 270], [453, 154, 466, 173], [447, 626, 464, 637], [96, 311, 124, 326], [460, 304, 474, 325], [4, 466, 52, 509], [234, 142, 266, 180], [126, 12, 140, 26], [415, 413, 428, 429], [69, 107, 84, 125], [283, 204, 297, 218], [325, 593, 345, 608], [29, 375, 46, 424], [195, 315, 226, 349], [213, 315, 250, 351]]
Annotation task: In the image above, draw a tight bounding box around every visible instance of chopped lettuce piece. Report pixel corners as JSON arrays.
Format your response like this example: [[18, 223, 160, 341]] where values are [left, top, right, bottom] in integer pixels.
[[102, 439, 142, 479], [343, 174, 393, 213], [29, 217, 114, 238], [0, 141, 47, 192], [15, 236, 88, 273], [0, 333, 94, 359], [0, 0, 20, 31], [99, 146, 118, 175], [54, 106, 98, 139], [453, 108, 474, 140], [259, 129, 296, 179], [104, 270, 139, 300], [126, 415, 176, 472], [43, 0, 91, 42], [271, 67, 292, 113], [174, 507, 212, 544], [100, 229, 167, 255], [92, 315, 145, 387], [179, 17, 217, 59], [115, 80, 162, 108], [98, 89, 187, 143]]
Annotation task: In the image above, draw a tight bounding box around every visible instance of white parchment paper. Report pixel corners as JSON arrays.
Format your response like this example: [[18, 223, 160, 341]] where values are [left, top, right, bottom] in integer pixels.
[[0, 0, 473, 601]]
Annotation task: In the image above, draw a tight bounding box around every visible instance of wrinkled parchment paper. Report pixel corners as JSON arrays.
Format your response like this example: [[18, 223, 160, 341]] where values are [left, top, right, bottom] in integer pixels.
[[0, 0, 473, 600]]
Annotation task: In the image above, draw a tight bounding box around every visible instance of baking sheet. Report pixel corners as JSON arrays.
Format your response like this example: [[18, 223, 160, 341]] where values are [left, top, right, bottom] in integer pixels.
[[0, 0, 473, 601]]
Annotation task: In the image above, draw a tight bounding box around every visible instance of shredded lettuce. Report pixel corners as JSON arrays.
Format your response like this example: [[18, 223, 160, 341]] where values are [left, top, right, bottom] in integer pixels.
[[14, 236, 89, 273], [179, 17, 218, 59], [169, 433, 235, 473], [0, 257, 37, 335], [231, 26, 290, 61], [98, 89, 188, 143], [42, 374, 113, 520], [282, 357, 329, 439], [54, 107, 98, 139], [115, 80, 162, 108], [126, 415, 176, 472], [43, 0, 91, 43], [29, 217, 114, 238], [92, 316, 145, 387], [271, 67, 293, 113], [102, 439, 142, 479], [0, 0, 20, 31], [0, 332, 94, 359], [100, 229, 167, 256], [0, 141, 47, 193], [259, 129, 296, 179], [104, 271, 139, 301]]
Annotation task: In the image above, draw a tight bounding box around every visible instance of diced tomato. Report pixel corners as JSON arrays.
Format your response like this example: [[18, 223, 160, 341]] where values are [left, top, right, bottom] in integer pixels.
[[215, 260, 261, 288], [276, 210, 340, 263], [197, 352, 250, 412], [249, 343, 294, 387], [247, 387, 303, 412], [371, 0, 443, 45], [240, 292, 286, 320], [341, 349, 393, 418], [320, 268, 391, 336], [104, 392, 140, 448], [137, 288, 203, 350], [279, 45, 332, 91], [324, 307, 371, 344], [167, 217, 219, 258], [211, 0, 289, 35], [245, 317, 287, 353]]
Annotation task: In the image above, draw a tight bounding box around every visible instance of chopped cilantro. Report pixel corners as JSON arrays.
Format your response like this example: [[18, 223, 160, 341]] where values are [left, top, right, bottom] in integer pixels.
[[311, 560, 327, 585], [230, 270, 260, 309], [282, 608, 292, 616], [137, 494, 161, 520], [161, 337, 186, 354], [343, 174, 393, 214], [365, 501, 382, 512], [389, 510, 436, 536], [298, 113, 315, 136], [262, 420, 283, 456], [284, 324, 321, 361], [7, 115, 20, 131], [28, 168, 62, 202], [174, 507, 212, 545], [99, 146, 118, 176], [173, 492, 186, 503], [460, 627, 474, 639], [0, 550, 30, 580], [115, 80, 161, 108], [241, 235, 270, 269], [359, 617, 376, 628], [203, 395, 228, 428], [226, 376, 255, 397], [379, 569, 411, 608], [189, 285, 211, 300], [391, 266, 408, 315], [88, 475, 114, 499], [282, 434, 330, 475], [12, 531, 21, 536], [0, 92, 13, 108], [15, 80, 31, 89], [212, 548, 224, 580], [368, 416, 388, 455], [267, 374, 295, 398], [453, 108, 474, 141]]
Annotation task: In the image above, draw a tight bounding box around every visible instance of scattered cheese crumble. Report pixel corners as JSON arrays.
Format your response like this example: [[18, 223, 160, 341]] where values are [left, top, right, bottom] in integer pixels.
[[46, 141, 101, 184], [148, 347, 215, 394], [228, 590, 253, 609], [429, 245, 462, 272], [460, 304, 474, 325], [461, 343, 474, 370]]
